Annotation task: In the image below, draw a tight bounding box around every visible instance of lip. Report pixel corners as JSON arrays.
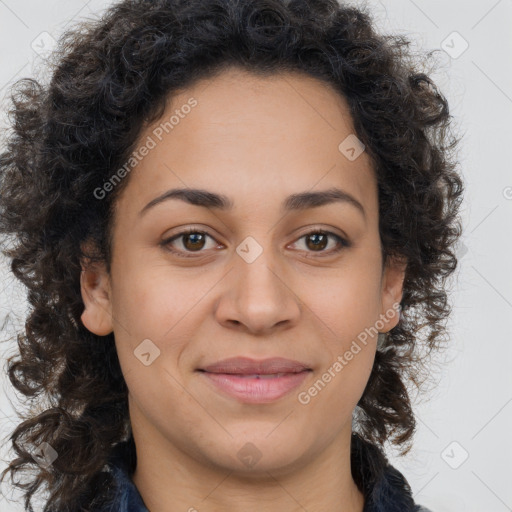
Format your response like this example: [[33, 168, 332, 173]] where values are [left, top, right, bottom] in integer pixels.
[[197, 357, 312, 404], [198, 356, 311, 375]]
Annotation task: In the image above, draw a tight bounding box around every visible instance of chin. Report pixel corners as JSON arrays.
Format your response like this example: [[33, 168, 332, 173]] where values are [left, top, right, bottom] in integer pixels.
[[195, 433, 310, 476]]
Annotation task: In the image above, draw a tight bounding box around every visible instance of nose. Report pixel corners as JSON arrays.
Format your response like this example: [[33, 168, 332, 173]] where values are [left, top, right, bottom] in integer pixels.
[[214, 242, 301, 335]]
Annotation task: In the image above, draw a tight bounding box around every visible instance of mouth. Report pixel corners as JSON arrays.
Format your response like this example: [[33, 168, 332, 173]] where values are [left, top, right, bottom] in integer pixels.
[[196, 357, 312, 403], [197, 356, 312, 375]]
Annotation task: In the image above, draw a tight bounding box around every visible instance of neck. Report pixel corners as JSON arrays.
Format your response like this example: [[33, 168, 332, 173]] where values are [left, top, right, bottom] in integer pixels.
[[131, 424, 365, 512]]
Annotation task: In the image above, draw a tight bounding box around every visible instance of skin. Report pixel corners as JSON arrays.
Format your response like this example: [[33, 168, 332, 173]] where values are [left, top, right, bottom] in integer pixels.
[[80, 66, 406, 512]]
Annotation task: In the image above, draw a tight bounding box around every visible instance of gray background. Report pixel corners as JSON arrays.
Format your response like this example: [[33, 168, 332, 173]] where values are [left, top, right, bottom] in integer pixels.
[[0, 1, 511, 511]]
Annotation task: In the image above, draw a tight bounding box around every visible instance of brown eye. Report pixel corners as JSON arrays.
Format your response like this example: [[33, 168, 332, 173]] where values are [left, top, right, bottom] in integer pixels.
[[161, 228, 349, 259], [182, 232, 207, 251], [305, 232, 329, 251], [291, 230, 349, 256], [161, 229, 219, 257]]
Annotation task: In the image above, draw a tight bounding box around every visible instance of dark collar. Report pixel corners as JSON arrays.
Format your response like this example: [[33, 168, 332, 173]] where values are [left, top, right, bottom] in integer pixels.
[[100, 434, 431, 512]]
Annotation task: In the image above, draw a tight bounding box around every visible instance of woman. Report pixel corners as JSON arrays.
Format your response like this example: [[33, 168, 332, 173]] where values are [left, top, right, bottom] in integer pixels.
[[0, 0, 463, 511]]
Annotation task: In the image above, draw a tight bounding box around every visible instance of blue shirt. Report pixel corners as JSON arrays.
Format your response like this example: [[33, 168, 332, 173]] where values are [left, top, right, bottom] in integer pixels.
[[95, 436, 433, 512]]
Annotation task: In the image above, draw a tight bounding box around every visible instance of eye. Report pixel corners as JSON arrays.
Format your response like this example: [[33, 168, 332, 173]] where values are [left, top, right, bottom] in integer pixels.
[[288, 230, 349, 256], [160, 227, 350, 258], [161, 228, 219, 258]]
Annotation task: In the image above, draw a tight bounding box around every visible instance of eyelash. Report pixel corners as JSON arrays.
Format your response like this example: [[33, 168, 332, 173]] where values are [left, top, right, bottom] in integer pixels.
[[160, 227, 350, 259]]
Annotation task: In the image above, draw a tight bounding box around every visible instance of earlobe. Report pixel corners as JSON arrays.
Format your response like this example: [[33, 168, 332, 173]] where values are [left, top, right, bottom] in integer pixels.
[[79, 259, 114, 336], [379, 255, 407, 332]]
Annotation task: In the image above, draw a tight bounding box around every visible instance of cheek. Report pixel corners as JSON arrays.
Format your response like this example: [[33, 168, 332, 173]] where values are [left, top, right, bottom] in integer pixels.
[[302, 260, 383, 338], [298, 336, 376, 428], [108, 258, 223, 384], [110, 253, 213, 337], [296, 257, 381, 407]]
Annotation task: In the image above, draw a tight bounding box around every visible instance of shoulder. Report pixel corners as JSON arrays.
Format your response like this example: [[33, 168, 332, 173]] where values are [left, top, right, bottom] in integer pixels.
[[369, 463, 434, 512], [90, 441, 149, 512], [351, 433, 433, 512]]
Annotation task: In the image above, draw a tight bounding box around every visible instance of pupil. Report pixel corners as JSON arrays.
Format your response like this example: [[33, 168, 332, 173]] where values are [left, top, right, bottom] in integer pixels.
[[185, 233, 204, 250], [308, 233, 327, 250]]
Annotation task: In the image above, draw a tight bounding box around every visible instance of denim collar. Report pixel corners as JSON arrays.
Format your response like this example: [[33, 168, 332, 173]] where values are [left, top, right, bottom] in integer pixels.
[[100, 435, 431, 512]]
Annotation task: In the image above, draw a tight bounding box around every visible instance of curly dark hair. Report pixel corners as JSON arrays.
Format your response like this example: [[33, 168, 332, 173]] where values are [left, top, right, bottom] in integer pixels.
[[0, 0, 464, 510]]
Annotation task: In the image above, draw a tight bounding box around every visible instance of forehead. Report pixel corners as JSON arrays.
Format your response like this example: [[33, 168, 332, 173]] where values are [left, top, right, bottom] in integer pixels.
[[116, 67, 377, 219]]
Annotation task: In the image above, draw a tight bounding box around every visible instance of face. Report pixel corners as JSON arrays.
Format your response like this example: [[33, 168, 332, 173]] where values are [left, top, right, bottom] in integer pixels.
[[80, 66, 405, 476]]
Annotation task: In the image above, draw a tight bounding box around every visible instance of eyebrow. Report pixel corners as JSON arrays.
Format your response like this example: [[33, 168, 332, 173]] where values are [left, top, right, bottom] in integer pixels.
[[138, 186, 366, 219]]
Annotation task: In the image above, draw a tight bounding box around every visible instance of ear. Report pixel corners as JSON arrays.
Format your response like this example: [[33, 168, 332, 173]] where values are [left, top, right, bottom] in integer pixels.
[[79, 243, 113, 336], [379, 254, 407, 332]]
